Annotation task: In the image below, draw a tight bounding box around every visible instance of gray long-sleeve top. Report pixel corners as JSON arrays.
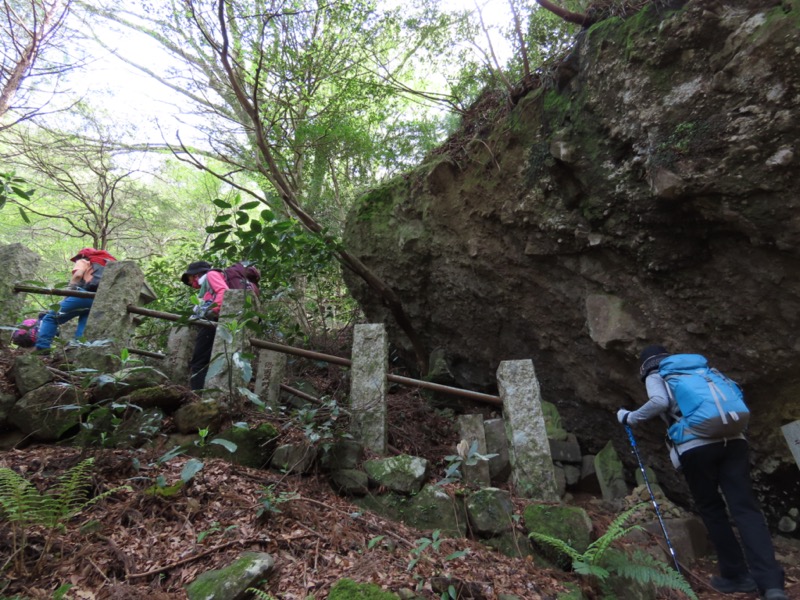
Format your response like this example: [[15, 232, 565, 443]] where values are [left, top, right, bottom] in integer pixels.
[[628, 372, 741, 455]]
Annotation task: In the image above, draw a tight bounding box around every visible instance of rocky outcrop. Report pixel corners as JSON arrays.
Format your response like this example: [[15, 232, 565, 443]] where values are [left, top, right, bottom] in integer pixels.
[[343, 0, 800, 515]]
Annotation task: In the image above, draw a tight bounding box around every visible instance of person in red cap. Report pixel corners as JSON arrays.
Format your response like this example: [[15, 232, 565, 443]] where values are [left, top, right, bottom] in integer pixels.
[[34, 248, 116, 351]]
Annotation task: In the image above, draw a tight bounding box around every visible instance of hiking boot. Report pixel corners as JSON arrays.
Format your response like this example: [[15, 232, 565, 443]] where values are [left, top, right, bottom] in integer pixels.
[[710, 575, 757, 593], [761, 589, 788, 600]]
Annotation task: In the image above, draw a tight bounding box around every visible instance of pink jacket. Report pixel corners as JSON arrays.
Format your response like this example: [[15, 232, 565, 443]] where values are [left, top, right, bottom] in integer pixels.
[[200, 270, 230, 314]]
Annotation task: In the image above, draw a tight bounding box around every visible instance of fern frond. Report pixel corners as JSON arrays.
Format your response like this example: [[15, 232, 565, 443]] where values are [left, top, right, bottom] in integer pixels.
[[49, 458, 95, 522], [528, 532, 583, 562], [246, 589, 277, 600], [605, 549, 698, 599], [0, 468, 49, 527], [1, 458, 129, 530], [584, 503, 645, 563]]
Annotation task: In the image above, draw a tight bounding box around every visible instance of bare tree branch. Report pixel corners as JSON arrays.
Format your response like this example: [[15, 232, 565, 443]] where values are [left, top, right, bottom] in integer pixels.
[[0, 0, 75, 128], [534, 0, 592, 27]]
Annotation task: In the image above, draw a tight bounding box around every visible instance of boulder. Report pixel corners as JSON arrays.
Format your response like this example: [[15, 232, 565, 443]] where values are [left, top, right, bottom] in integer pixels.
[[9, 384, 87, 441], [341, 0, 800, 510], [185, 551, 274, 600], [13, 354, 53, 396], [363, 455, 430, 494]]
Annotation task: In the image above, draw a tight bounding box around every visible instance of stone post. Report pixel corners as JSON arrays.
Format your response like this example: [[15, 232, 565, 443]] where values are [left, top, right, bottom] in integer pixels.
[[497, 359, 559, 501], [350, 323, 388, 455], [204, 289, 251, 397], [254, 348, 287, 412], [457, 414, 491, 486], [782, 420, 800, 471], [75, 261, 145, 371], [0, 244, 41, 328], [484, 418, 511, 483], [164, 326, 198, 386]]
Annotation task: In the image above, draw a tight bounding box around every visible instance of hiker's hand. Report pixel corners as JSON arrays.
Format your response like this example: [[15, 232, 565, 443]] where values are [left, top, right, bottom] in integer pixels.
[[616, 408, 631, 425], [70, 259, 91, 286]]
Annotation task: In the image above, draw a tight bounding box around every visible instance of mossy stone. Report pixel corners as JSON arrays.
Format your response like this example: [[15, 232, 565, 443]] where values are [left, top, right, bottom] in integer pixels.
[[328, 577, 400, 600]]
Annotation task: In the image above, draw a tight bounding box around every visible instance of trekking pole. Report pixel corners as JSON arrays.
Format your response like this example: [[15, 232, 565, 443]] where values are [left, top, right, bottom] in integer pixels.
[[624, 425, 682, 573]]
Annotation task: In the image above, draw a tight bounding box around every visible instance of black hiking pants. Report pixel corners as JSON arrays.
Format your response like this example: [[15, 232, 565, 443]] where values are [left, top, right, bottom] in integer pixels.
[[680, 439, 784, 593], [189, 326, 216, 391]]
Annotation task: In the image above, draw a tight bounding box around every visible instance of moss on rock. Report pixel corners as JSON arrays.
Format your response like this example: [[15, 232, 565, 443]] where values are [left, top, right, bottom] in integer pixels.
[[329, 578, 400, 600]]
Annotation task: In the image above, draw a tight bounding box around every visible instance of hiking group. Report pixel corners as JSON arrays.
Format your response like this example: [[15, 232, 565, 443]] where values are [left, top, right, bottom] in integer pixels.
[[11, 250, 260, 395], [6, 250, 791, 599], [618, 345, 787, 600]]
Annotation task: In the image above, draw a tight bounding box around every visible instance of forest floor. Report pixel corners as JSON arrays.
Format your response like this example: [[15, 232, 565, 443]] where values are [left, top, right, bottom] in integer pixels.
[[1, 347, 799, 600]]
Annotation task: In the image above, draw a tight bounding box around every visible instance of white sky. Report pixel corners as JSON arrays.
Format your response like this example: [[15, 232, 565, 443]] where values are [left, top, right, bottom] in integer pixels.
[[65, 0, 514, 147]]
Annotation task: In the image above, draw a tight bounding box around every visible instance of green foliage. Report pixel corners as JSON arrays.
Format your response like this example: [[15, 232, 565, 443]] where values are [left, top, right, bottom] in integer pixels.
[[255, 484, 299, 519], [291, 397, 344, 445], [529, 503, 697, 599], [328, 577, 400, 600], [196, 520, 238, 544], [407, 529, 444, 571], [603, 548, 697, 599], [204, 193, 357, 343], [136, 434, 237, 497], [437, 439, 498, 485], [0, 171, 35, 210], [0, 458, 130, 576]]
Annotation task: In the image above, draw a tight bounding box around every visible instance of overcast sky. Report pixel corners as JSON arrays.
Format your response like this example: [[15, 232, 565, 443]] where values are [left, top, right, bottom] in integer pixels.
[[64, 0, 514, 147]]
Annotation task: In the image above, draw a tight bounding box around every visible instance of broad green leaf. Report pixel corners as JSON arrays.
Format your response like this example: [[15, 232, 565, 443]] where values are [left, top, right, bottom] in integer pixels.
[[209, 438, 238, 453], [181, 458, 204, 482]]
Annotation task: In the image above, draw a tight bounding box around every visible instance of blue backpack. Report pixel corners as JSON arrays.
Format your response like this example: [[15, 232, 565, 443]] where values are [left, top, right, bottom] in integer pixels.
[[659, 354, 750, 444]]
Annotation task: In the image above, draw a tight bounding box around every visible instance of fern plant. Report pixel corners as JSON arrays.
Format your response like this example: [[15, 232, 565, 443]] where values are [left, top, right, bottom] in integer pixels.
[[529, 503, 697, 600], [245, 589, 277, 600], [0, 457, 130, 576]]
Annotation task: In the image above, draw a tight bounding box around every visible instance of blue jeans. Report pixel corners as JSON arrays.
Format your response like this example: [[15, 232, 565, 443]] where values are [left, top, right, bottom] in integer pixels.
[[680, 439, 784, 593], [34, 295, 94, 350]]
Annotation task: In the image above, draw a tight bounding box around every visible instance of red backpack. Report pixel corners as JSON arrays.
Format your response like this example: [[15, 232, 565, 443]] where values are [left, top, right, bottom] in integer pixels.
[[70, 248, 117, 292]]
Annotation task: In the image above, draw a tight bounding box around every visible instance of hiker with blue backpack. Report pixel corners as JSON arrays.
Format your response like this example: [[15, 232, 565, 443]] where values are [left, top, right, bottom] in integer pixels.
[[34, 248, 117, 352], [617, 345, 787, 600]]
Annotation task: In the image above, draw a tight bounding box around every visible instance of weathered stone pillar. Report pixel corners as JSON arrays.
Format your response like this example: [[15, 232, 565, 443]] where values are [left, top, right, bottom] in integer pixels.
[[205, 289, 250, 397], [484, 418, 511, 484], [164, 326, 198, 385], [782, 420, 800, 471], [350, 323, 388, 455], [594, 441, 628, 501], [457, 414, 491, 486], [0, 244, 41, 328], [497, 359, 559, 501], [75, 261, 145, 371], [254, 348, 287, 411]]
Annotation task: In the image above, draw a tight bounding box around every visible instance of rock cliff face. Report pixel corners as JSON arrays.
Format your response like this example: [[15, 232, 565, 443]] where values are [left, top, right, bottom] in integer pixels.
[[343, 1, 800, 520]]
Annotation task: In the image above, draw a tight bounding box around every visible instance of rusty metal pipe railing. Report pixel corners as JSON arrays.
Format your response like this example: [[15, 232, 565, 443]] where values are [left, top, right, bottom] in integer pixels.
[[14, 284, 96, 299], [250, 338, 501, 405], [15, 285, 502, 406]]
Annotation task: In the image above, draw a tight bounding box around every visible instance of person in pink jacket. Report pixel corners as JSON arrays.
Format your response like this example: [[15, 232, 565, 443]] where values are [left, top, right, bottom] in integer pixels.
[[181, 261, 230, 391]]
